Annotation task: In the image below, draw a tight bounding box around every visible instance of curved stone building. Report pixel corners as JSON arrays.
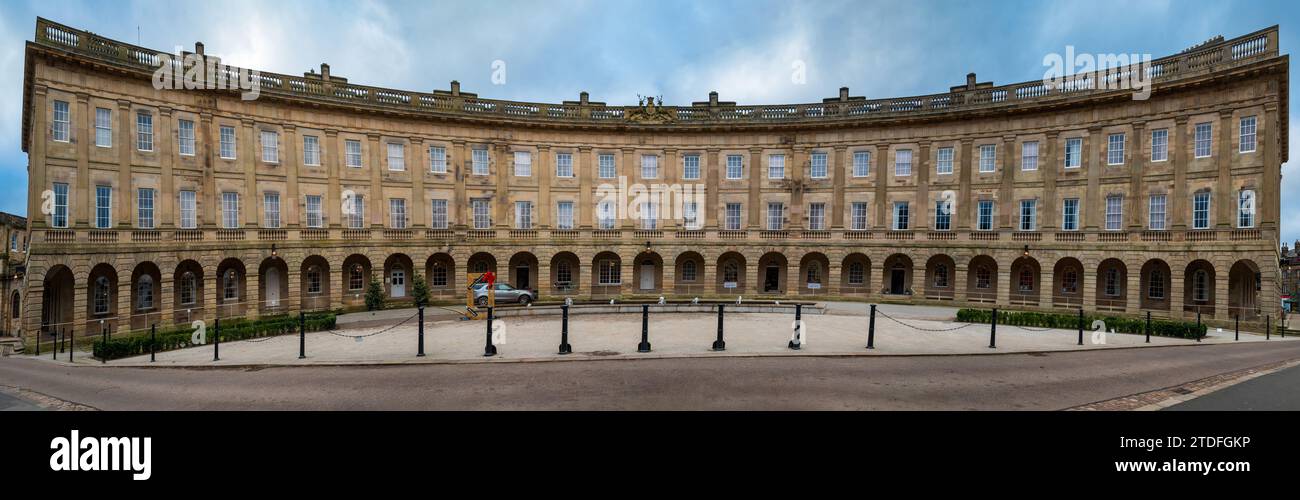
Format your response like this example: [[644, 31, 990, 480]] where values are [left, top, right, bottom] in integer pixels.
[[19, 18, 1288, 338]]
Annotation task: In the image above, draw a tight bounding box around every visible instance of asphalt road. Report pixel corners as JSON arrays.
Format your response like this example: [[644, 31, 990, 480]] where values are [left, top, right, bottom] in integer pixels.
[[2, 341, 1299, 410], [1164, 363, 1300, 411]]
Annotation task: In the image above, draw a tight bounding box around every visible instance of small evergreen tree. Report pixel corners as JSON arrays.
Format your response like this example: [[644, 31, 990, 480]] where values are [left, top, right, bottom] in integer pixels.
[[364, 276, 386, 311], [410, 273, 431, 308]]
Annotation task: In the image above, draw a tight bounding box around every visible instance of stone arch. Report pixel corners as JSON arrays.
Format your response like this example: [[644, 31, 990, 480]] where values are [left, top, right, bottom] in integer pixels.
[[883, 254, 915, 296], [965, 255, 997, 303], [1228, 259, 1260, 320], [216, 258, 248, 318], [673, 251, 706, 295], [129, 261, 162, 331], [1096, 258, 1128, 312], [1009, 256, 1041, 306], [300, 255, 331, 312], [1052, 257, 1084, 308], [426, 253, 456, 298], [716, 251, 747, 295], [258, 256, 290, 313], [632, 251, 664, 293], [40, 264, 74, 335], [341, 254, 372, 306], [840, 253, 871, 295], [1184, 259, 1217, 316], [1139, 258, 1172, 311], [924, 254, 956, 300], [172, 260, 204, 325], [797, 252, 831, 296], [757, 252, 789, 294], [467, 252, 497, 275], [591, 251, 623, 297], [383, 253, 415, 301], [86, 263, 119, 330], [508, 251, 540, 291], [549, 251, 580, 296]]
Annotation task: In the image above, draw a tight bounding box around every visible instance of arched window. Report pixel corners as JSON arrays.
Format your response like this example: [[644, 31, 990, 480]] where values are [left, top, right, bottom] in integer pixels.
[[1148, 269, 1165, 299], [975, 267, 991, 289], [306, 266, 322, 294], [432, 263, 449, 287], [11, 291, 20, 319], [179, 272, 196, 305], [848, 262, 865, 285], [934, 264, 949, 288], [1062, 269, 1079, 293], [1104, 268, 1120, 297], [806, 262, 821, 285], [681, 260, 697, 282], [471, 260, 489, 273], [93, 276, 110, 314], [136, 275, 154, 310], [224, 270, 239, 300], [1018, 269, 1034, 292], [1193, 270, 1209, 302], [555, 260, 571, 284], [349, 265, 364, 291], [723, 262, 739, 283]]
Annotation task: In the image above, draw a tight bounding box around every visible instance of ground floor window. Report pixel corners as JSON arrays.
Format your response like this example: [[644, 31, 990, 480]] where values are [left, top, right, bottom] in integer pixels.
[[1062, 270, 1078, 294], [598, 260, 621, 285], [556, 261, 572, 284], [1018, 269, 1034, 292], [681, 260, 697, 282], [1148, 270, 1165, 299], [306, 267, 322, 294], [975, 267, 991, 289], [349, 265, 364, 291], [432, 266, 448, 287], [848, 262, 865, 285], [723, 262, 739, 283], [933, 264, 948, 288]]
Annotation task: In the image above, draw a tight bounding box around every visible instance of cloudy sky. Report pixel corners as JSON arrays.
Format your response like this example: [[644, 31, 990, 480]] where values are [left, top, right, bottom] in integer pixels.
[[0, 0, 1295, 243]]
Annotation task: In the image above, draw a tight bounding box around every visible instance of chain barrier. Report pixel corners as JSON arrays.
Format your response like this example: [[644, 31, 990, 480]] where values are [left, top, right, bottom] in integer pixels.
[[874, 308, 975, 332], [326, 310, 421, 339]]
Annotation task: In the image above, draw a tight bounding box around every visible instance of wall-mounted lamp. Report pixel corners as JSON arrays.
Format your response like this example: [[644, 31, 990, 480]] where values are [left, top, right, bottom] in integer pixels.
[[270, 243, 278, 258], [1022, 245, 1030, 257]]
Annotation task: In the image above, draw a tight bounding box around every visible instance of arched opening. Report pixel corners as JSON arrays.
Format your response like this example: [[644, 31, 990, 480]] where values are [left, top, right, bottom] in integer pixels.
[[1052, 257, 1084, 308], [300, 255, 331, 312], [632, 251, 663, 293], [172, 260, 204, 325], [1229, 260, 1260, 321], [591, 251, 623, 297], [797, 252, 830, 296], [1009, 256, 1041, 306], [508, 251, 540, 292], [1140, 259, 1172, 311], [840, 253, 871, 295], [1096, 258, 1128, 312], [1184, 260, 1216, 316], [924, 254, 956, 300], [216, 258, 247, 318], [716, 252, 747, 295], [965, 255, 997, 303], [341, 254, 372, 307], [756, 252, 789, 294], [883, 254, 915, 296], [426, 253, 456, 299], [673, 251, 705, 295], [86, 263, 118, 331], [258, 257, 290, 313], [383, 253, 415, 301], [40, 264, 74, 336], [549, 252, 580, 296], [129, 261, 162, 331], [467, 252, 497, 275]]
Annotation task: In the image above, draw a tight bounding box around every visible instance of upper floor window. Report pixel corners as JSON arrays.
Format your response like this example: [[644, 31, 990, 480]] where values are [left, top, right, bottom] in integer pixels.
[[597, 201, 616, 229], [1106, 133, 1125, 165], [348, 194, 365, 229], [52, 100, 70, 142], [1064, 138, 1082, 168], [598, 153, 616, 179], [1062, 198, 1079, 231], [137, 188, 155, 229], [554, 152, 572, 177], [471, 199, 491, 229], [387, 143, 405, 171], [1105, 194, 1124, 231], [1194, 122, 1212, 158], [683, 154, 700, 180], [766, 202, 784, 230], [641, 154, 659, 179], [513, 151, 531, 177], [1193, 191, 1211, 229], [936, 147, 953, 175], [1148, 194, 1167, 230], [556, 201, 574, 230], [303, 135, 321, 166], [853, 151, 871, 177], [94, 185, 112, 229], [1239, 116, 1257, 153], [768, 154, 785, 179], [263, 192, 281, 229], [1151, 129, 1168, 162], [429, 146, 447, 173], [389, 198, 407, 229], [640, 202, 658, 230], [305, 195, 323, 228], [978, 144, 996, 173], [892, 201, 910, 230], [345, 139, 363, 168], [683, 201, 700, 230], [1019, 199, 1036, 231], [472, 148, 489, 175], [725, 203, 743, 230], [260, 130, 279, 163], [51, 183, 69, 228], [1021, 142, 1039, 171], [94, 107, 112, 148], [219, 125, 236, 159], [934, 201, 951, 231], [895, 149, 913, 176], [808, 202, 826, 230], [221, 192, 239, 228], [851, 202, 868, 230], [136, 112, 153, 151], [513, 201, 532, 229], [178, 119, 196, 156], [1238, 189, 1256, 228], [977, 200, 994, 231], [726, 154, 743, 179], [810, 152, 828, 179], [430, 199, 448, 229], [179, 190, 196, 229]]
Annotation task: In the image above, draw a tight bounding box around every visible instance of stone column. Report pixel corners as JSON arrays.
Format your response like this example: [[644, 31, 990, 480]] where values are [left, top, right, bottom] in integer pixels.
[[1039, 264, 1054, 308], [1083, 127, 1102, 230], [1042, 131, 1059, 230], [953, 265, 968, 303], [1261, 103, 1280, 232], [748, 147, 763, 229], [282, 125, 300, 227], [1215, 109, 1234, 228], [28, 86, 49, 230], [325, 130, 342, 228], [368, 134, 384, 228], [999, 136, 1015, 229], [578, 146, 594, 228], [537, 145, 552, 228], [203, 265, 219, 323], [831, 146, 847, 229], [1082, 263, 1097, 310], [452, 140, 468, 228], [411, 138, 427, 228], [1171, 117, 1189, 230], [789, 147, 805, 229], [239, 119, 258, 227], [1126, 262, 1142, 313], [705, 149, 720, 229], [874, 144, 889, 230], [1128, 123, 1145, 230], [957, 139, 974, 230], [663, 148, 677, 230], [73, 94, 93, 227], [915, 142, 931, 230]]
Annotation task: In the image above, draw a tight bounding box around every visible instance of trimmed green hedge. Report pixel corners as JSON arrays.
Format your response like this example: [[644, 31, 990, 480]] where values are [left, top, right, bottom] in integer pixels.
[[92, 312, 337, 360], [956, 308, 1207, 339]]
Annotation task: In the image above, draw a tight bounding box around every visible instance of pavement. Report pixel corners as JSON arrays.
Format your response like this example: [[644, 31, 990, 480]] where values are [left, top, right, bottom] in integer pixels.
[[20, 303, 1287, 368], [1164, 362, 1300, 411]]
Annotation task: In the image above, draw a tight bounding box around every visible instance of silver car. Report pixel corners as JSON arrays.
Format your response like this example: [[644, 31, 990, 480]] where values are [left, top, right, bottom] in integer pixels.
[[472, 282, 538, 306]]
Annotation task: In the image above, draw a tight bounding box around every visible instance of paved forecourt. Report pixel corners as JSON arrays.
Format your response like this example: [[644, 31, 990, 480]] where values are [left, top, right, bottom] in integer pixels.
[[35, 304, 1291, 367]]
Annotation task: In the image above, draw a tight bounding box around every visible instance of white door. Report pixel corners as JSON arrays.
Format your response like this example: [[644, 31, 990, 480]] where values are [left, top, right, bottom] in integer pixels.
[[391, 270, 406, 297], [640, 264, 656, 290], [265, 268, 281, 307]]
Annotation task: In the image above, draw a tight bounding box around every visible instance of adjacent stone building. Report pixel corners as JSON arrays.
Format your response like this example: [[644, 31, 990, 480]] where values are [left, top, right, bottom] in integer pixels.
[[1, 212, 26, 337], [19, 18, 1287, 339]]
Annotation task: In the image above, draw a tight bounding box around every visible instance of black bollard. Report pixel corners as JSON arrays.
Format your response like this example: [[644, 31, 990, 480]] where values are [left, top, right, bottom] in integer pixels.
[[214, 318, 221, 361], [52, 330, 57, 360], [637, 304, 652, 352], [101, 324, 107, 364], [1235, 314, 1239, 341], [989, 308, 998, 349], [788, 303, 803, 350], [867, 304, 876, 350], [712, 303, 726, 351], [68, 330, 73, 363], [417, 306, 425, 357], [149, 324, 156, 362], [298, 312, 306, 359], [484, 307, 497, 356], [1077, 308, 1084, 346], [35, 330, 40, 356], [60, 328, 65, 353], [1196, 311, 1203, 342], [559, 305, 572, 354], [1145, 311, 1151, 343], [1266, 314, 1271, 340]]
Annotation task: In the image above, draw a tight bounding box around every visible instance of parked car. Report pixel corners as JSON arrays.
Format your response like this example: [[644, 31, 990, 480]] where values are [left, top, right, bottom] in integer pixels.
[[472, 282, 537, 306]]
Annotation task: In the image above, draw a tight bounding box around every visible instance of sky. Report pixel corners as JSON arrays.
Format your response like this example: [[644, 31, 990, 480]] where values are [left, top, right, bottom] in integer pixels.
[[0, 0, 1295, 244]]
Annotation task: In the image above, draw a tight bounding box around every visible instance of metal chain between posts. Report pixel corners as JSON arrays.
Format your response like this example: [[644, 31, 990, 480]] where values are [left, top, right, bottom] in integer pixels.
[[326, 310, 421, 339], [873, 308, 976, 332]]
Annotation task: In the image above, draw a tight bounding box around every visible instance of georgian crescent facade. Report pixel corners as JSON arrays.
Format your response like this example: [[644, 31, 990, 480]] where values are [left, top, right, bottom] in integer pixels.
[[18, 18, 1288, 338]]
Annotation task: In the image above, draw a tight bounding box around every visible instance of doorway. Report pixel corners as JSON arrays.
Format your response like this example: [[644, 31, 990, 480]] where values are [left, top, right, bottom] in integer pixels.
[[517, 266, 531, 290], [890, 267, 905, 295], [640, 263, 656, 290], [266, 268, 281, 307], [391, 269, 405, 298], [764, 266, 780, 292]]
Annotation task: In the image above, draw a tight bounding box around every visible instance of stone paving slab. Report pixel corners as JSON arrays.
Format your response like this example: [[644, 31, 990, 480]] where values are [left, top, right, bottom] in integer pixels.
[[30, 309, 1293, 368]]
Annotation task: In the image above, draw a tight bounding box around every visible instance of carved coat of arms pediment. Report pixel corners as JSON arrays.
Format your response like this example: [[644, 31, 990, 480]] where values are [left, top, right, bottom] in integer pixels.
[[625, 95, 675, 124]]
